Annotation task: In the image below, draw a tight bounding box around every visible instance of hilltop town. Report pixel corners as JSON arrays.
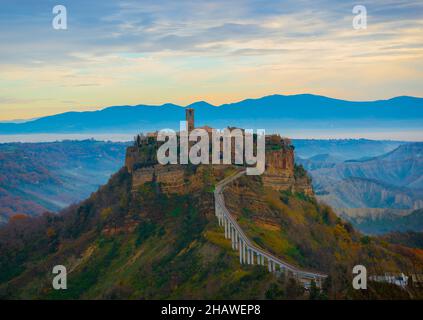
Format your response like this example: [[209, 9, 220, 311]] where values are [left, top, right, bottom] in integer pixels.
[[125, 108, 312, 195]]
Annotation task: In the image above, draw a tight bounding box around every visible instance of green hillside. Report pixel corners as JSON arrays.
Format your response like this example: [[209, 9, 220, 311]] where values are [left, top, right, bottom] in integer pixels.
[[1, 166, 422, 299]]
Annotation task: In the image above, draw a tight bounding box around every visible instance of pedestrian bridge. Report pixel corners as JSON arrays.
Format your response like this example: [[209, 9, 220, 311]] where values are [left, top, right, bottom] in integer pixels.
[[214, 170, 327, 289]]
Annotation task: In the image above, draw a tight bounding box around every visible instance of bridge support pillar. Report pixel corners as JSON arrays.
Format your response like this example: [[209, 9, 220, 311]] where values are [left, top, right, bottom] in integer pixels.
[[239, 239, 243, 264], [224, 218, 228, 239], [215, 201, 218, 217], [268, 259, 272, 272], [242, 242, 246, 264], [231, 227, 235, 250]]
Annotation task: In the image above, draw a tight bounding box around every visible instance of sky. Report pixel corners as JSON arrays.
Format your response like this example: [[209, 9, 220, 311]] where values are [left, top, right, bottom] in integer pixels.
[[0, 0, 422, 121]]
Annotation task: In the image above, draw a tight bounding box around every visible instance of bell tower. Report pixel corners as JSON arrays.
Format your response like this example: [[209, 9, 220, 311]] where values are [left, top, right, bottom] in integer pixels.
[[186, 108, 194, 132]]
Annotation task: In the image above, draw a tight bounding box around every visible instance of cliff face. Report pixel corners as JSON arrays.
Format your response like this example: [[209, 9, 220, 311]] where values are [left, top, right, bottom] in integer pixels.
[[262, 147, 295, 190], [262, 147, 313, 196], [132, 164, 234, 195]]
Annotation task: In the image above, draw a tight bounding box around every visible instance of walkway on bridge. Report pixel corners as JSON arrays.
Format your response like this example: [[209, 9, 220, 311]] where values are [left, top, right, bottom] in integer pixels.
[[214, 170, 327, 288]]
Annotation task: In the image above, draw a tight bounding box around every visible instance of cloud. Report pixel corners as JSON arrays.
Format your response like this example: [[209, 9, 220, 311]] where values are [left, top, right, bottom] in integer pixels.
[[0, 0, 422, 120], [1, 0, 421, 63]]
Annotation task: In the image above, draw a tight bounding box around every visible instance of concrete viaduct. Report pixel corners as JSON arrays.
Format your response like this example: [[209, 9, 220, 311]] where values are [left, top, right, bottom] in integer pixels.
[[214, 170, 327, 289]]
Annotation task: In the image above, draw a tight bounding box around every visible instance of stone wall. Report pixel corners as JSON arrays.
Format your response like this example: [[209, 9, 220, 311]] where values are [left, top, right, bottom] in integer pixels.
[[132, 166, 155, 189], [155, 165, 186, 194], [131, 164, 187, 194]]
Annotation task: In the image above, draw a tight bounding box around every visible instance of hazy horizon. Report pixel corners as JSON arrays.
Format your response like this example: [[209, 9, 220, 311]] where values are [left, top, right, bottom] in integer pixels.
[[0, 129, 421, 144]]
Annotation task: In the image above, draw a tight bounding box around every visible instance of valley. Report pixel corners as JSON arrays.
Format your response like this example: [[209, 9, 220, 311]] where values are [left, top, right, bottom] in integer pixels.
[[298, 142, 423, 234], [0, 140, 128, 223]]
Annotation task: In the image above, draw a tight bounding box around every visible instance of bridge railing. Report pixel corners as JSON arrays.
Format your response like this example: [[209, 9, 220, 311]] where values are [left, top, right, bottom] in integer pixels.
[[214, 170, 327, 286]]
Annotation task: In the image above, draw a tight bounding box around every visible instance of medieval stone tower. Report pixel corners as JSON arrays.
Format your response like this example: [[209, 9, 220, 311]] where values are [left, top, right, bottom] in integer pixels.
[[186, 108, 194, 132]]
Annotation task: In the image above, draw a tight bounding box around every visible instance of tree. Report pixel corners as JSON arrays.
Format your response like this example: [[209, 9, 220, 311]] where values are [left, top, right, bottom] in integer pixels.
[[285, 278, 304, 299]]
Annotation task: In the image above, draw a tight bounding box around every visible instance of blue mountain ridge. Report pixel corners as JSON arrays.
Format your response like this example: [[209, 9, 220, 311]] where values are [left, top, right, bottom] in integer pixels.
[[1, 94, 422, 134]]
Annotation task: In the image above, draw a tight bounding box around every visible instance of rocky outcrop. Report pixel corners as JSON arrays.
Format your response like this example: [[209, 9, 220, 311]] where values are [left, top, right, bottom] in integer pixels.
[[128, 141, 313, 196], [262, 146, 313, 196], [131, 163, 234, 195], [262, 147, 295, 190]]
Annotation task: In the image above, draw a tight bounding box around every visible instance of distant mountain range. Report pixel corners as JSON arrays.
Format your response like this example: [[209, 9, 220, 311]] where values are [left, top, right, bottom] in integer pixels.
[[293, 139, 405, 162], [299, 142, 423, 234], [0, 94, 422, 134]]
